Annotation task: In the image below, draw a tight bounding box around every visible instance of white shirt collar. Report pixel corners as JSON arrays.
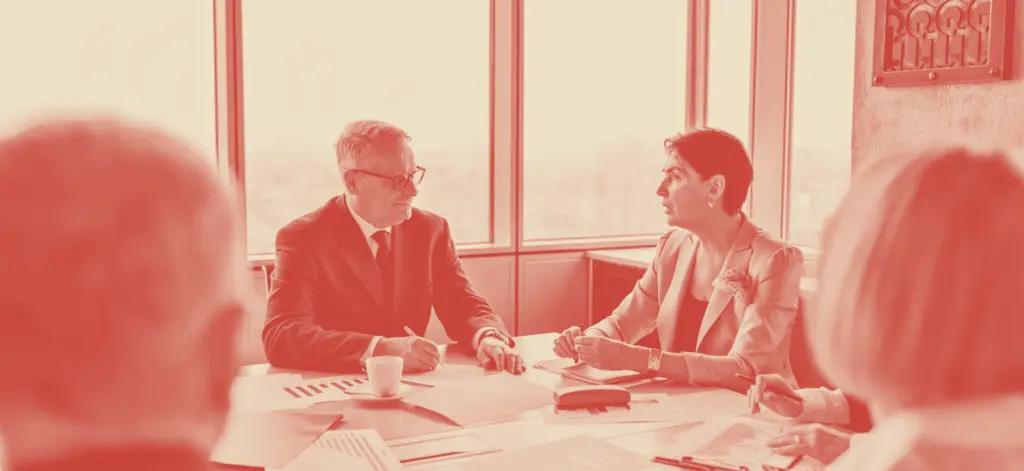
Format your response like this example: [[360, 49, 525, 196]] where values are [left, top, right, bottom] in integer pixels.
[[344, 196, 391, 242]]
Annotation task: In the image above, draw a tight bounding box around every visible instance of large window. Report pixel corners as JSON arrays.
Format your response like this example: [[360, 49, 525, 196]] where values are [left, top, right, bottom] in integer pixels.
[[0, 1, 216, 159], [522, 0, 687, 242], [787, 0, 856, 247], [706, 0, 753, 152], [242, 0, 492, 255]]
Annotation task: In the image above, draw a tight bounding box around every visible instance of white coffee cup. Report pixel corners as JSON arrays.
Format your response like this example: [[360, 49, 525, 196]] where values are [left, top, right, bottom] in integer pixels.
[[366, 356, 404, 397]]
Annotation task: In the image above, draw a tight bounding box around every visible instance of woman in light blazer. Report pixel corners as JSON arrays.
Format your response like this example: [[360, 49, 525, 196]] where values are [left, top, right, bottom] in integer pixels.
[[803, 146, 1024, 471], [553, 128, 804, 388]]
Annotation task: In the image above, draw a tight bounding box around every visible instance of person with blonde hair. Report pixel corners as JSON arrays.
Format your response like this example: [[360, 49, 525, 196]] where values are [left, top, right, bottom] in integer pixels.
[[0, 117, 254, 471], [796, 146, 1024, 470]]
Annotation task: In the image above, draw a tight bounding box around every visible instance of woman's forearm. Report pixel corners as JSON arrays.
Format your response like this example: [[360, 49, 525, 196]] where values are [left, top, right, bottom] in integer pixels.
[[655, 351, 753, 387]]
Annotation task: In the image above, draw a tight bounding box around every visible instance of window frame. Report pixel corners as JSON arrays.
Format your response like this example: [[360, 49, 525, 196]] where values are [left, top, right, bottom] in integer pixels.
[[211, 0, 811, 263]]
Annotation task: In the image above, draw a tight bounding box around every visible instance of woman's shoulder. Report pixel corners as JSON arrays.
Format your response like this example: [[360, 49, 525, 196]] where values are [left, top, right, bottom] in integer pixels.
[[748, 227, 805, 269]]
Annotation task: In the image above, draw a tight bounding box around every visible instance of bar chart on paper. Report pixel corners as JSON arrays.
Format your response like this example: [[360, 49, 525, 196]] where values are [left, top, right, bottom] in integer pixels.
[[281, 376, 368, 400], [232, 374, 370, 411]]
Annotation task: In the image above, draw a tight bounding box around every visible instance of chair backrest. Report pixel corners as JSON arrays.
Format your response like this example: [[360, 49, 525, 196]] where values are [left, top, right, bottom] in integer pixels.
[[790, 296, 830, 389]]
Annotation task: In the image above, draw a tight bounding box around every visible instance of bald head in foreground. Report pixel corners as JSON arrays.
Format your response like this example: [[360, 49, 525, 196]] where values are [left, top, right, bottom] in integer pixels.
[[0, 118, 252, 471]]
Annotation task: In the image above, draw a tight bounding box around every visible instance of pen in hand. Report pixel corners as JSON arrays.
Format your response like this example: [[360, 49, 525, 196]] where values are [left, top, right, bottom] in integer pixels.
[[403, 325, 444, 366], [735, 373, 804, 404]]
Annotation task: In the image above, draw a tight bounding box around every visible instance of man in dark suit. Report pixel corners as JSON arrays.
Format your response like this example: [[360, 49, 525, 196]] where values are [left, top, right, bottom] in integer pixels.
[[0, 118, 252, 471], [262, 120, 524, 374]]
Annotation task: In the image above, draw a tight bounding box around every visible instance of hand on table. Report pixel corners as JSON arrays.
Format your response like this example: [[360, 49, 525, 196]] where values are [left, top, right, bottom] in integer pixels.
[[376, 335, 442, 373], [747, 373, 804, 417], [477, 337, 526, 374], [767, 423, 852, 465]]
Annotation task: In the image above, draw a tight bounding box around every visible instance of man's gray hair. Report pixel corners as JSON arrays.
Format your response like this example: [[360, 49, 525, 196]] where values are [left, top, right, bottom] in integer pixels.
[[334, 120, 411, 170]]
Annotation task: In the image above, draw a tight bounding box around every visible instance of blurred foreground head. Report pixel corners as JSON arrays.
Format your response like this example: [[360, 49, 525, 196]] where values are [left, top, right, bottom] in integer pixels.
[[0, 117, 251, 467], [812, 146, 1024, 412]]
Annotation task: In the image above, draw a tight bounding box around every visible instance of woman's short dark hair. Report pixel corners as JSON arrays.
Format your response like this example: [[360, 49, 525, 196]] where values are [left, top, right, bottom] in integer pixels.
[[664, 128, 753, 215]]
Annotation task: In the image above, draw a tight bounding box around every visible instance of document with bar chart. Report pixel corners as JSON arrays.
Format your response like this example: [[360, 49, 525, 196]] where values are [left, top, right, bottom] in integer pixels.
[[231, 374, 370, 411], [272, 429, 402, 471]]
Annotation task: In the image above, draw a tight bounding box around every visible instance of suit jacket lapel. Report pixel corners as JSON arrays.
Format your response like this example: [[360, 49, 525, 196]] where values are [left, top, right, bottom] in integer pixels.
[[696, 215, 760, 349], [332, 197, 387, 308], [659, 235, 698, 352]]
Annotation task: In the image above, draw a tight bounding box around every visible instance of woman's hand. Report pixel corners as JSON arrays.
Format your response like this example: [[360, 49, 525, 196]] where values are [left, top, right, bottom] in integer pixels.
[[553, 326, 585, 360], [747, 373, 804, 418], [766, 423, 852, 464], [574, 336, 646, 371]]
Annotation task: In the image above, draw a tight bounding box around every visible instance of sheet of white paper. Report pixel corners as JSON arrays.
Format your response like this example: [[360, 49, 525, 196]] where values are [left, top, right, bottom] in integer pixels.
[[272, 429, 403, 471], [666, 388, 751, 424], [230, 374, 304, 411], [457, 435, 652, 471], [665, 415, 800, 470], [404, 363, 493, 388], [267, 447, 375, 471], [404, 373, 553, 426], [539, 393, 688, 424]]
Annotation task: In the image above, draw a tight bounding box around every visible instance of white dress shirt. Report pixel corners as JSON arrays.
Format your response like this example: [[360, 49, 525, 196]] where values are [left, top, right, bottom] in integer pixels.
[[346, 200, 496, 364]]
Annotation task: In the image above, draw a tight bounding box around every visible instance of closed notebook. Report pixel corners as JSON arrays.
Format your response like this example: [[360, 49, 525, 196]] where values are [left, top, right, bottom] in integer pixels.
[[533, 358, 666, 386]]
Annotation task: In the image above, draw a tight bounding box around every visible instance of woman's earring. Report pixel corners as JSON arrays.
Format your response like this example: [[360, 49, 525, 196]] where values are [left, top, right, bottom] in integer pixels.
[[707, 197, 715, 208]]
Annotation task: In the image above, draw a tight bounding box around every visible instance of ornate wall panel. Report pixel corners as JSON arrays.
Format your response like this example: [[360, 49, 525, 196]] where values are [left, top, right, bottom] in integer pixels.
[[872, 0, 1014, 86]]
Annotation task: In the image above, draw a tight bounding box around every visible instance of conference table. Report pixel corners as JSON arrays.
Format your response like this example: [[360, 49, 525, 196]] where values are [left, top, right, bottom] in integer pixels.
[[237, 332, 823, 470]]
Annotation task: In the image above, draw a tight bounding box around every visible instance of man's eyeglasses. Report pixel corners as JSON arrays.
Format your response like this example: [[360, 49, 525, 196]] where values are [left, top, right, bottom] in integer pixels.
[[348, 166, 426, 190]]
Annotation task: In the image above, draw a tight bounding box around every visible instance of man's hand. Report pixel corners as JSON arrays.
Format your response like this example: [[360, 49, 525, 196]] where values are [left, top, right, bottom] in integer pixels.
[[477, 337, 526, 374], [766, 423, 853, 465], [375, 335, 442, 373], [574, 336, 645, 372]]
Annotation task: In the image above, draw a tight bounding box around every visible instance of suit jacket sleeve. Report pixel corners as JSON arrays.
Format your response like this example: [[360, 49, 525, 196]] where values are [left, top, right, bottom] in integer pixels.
[[684, 246, 804, 385], [262, 226, 375, 372], [431, 219, 507, 346], [587, 232, 670, 343]]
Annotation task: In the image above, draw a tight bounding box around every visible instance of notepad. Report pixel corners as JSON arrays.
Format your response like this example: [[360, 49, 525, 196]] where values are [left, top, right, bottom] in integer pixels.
[[533, 358, 667, 387]]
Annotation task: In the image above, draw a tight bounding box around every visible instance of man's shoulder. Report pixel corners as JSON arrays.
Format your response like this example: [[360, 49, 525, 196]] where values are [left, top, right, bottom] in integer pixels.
[[405, 206, 449, 235], [276, 198, 336, 245]]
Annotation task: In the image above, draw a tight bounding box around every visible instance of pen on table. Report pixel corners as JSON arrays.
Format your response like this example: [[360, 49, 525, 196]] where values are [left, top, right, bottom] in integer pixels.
[[735, 373, 804, 404], [651, 456, 710, 470], [403, 325, 444, 365]]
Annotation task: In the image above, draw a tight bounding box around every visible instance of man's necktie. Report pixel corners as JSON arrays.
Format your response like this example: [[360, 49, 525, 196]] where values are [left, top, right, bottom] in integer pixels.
[[371, 230, 392, 299]]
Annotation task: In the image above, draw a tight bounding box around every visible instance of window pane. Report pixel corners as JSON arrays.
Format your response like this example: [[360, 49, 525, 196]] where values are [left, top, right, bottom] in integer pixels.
[[242, 0, 491, 255], [706, 0, 753, 152], [523, 0, 687, 241], [0, 1, 216, 159], [788, 0, 856, 246]]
